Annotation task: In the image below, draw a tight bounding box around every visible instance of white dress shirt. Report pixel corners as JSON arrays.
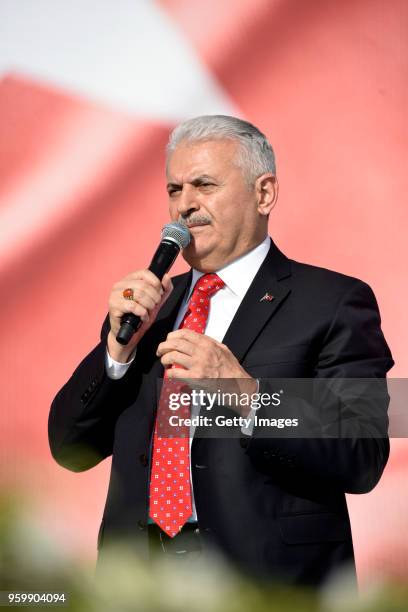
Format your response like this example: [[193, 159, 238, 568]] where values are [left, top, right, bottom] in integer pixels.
[[105, 235, 271, 521]]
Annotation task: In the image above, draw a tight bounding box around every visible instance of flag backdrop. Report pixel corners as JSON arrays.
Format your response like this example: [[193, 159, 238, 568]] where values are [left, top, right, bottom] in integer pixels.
[[0, 0, 407, 586]]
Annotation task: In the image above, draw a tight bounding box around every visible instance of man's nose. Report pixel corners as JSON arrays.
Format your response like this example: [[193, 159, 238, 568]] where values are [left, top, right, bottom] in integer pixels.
[[177, 185, 199, 217]]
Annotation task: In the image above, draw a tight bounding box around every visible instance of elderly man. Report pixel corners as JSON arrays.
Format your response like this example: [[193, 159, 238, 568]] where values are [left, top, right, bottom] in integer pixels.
[[49, 115, 393, 587]]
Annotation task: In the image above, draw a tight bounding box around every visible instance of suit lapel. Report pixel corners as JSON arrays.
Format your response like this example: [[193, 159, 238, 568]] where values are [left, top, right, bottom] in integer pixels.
[[222, 238, 292, 362]]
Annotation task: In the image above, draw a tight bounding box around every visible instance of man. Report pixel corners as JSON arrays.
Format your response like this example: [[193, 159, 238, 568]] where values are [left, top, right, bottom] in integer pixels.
[[48, 115, 393, 587]]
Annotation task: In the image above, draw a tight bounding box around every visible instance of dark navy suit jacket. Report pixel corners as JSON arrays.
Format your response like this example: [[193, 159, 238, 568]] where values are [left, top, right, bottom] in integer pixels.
[[48, 238, 394, 586]]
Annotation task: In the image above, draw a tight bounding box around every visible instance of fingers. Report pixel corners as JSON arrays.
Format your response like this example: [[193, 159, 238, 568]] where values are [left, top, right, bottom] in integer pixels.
[[110, 271, 164, 315], [157, 330, 222, 362], [109, 298, 150, 323], [165, 329, 203, 343], [114, 273, 163, 304], [125, 284, 158, 311], [161, 351, 192, 369], [158, 332, 227, 378], [108, 269, 175, 345], [157, 331, 198, 368], [156, 335, 196, 358], [119, 269, 163, 292]]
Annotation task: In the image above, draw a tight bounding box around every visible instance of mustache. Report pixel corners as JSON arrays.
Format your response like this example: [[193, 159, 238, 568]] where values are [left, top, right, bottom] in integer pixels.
[[178, 215, 212, 227]]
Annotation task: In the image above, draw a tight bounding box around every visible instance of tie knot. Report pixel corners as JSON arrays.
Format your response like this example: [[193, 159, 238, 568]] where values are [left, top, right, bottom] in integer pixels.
[[194, 273, 225, 298]]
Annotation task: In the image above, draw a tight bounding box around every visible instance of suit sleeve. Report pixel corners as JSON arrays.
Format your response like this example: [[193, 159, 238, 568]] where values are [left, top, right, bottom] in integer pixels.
[[48, 316, 143, 472], [246, 279, 394, 494]]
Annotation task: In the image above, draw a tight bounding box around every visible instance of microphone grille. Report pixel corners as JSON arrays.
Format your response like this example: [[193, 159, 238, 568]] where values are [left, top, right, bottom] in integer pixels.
[[161, 222, 191, 249]]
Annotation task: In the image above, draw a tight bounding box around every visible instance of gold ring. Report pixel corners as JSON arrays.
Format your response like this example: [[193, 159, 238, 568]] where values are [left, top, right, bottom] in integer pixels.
[[123, 288, 134, 301]]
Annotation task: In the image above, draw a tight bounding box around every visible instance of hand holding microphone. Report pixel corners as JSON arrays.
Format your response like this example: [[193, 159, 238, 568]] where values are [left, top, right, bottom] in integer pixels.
[[107, 223, 191, 362]]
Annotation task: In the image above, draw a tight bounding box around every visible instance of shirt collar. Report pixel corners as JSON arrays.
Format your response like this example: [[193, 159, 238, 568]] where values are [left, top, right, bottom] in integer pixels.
[[187, 236, 271, 300]]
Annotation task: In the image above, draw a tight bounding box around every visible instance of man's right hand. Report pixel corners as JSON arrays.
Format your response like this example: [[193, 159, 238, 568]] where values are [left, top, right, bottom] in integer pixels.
[[107, 270, 173, 363]]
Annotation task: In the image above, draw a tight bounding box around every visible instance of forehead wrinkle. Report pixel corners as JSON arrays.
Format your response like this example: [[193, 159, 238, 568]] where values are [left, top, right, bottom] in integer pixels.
[[167, 140, 242, 186], [167, 153, 205, 184]]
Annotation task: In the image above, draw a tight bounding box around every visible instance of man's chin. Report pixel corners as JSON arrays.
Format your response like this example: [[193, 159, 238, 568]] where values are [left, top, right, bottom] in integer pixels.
[[182, 243, 215, 270]]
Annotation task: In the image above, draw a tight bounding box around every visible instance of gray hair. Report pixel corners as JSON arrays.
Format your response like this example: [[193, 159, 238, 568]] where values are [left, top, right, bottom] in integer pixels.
[[166, 115, 276, 185]]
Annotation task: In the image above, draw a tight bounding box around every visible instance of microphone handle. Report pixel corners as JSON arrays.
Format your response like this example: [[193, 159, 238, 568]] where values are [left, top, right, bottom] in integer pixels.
[[116, 240, 180, 346]]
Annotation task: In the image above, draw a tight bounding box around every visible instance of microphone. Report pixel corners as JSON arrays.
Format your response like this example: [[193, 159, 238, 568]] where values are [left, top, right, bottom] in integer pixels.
[[116, 222, 191, 345]]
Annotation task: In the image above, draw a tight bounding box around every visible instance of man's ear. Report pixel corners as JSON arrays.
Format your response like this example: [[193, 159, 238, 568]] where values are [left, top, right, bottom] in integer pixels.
[[255, 174, 279, 216]]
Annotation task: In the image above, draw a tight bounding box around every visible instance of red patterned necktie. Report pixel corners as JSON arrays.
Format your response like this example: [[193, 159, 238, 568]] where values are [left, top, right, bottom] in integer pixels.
[[149, 273, 225, 537]]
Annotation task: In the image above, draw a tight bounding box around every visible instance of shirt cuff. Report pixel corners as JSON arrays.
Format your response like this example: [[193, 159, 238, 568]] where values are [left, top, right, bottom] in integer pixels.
[[105, 347, 136, 380], [240, 379, 259, 436]]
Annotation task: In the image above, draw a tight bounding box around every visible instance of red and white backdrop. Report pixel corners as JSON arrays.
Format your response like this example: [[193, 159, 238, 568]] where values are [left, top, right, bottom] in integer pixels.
[[0, 0, 407, 586]]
